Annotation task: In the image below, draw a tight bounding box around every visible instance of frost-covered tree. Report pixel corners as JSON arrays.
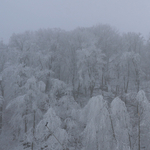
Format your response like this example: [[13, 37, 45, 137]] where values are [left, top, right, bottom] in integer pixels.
[[4, 76, 49, 149], [120, 51, 136, 93], [135, 90, 150, 150], [80, 95, 115, 150], [112, 51, 142, 95], [54, 94, 81, 149], [35, 108, 68, 150], [123, 91, 150, 150], [92, 24, 121, 86], [77, 46, 105, 97], [122, 32, 144, 54], [111, 97, 131, 150], [9, 31, 34, 52]]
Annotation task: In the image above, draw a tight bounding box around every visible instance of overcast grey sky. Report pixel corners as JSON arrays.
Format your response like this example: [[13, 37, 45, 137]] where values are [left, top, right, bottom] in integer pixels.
[[1, 0, 150, 43]]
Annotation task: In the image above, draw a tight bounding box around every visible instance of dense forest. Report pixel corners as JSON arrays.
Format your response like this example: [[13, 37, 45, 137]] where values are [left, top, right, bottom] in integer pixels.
[[0, 24, 150, 150]]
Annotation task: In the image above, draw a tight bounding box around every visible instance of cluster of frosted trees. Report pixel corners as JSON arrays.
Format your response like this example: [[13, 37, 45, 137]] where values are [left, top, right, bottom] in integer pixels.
[[2, 25, 150, 99], [0, 25, 150, 149], [1, 87, 150, 150]]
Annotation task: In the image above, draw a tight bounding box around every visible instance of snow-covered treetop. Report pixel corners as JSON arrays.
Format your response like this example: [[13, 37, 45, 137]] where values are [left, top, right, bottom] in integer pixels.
[[35, 68, 54, 81], [136, 90, 148, 103], [136, 90, 150, 117], [6, 95, 25, 110], [57, 95, 79, 110], [35, 106, 69, 150], [77, 46, 105, 69], [25, 76, 37, 91], [36, 107, 61, 140], [120, 51, 140, 66], [55, 95, 80, 119], [111, 97, 130, 128], [50, 79, 67, 100], [80, 95, 106, 124], [111, 97, 127, 116]]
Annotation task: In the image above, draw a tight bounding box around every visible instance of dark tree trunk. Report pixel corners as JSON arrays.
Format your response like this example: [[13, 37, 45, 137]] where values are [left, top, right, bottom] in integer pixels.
[[31, 110, 36, 150]]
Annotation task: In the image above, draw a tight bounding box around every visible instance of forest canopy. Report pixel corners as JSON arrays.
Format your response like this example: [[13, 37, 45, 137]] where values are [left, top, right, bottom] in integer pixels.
[[0, 24, 150, 150]]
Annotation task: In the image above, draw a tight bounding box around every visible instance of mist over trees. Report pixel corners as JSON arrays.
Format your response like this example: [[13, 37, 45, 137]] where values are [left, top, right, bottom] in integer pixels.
[[0, 24, 150, 150]]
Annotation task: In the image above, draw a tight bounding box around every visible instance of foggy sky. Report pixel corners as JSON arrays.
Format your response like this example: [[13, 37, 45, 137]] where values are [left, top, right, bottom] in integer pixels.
[[1, 0, 150, 43]]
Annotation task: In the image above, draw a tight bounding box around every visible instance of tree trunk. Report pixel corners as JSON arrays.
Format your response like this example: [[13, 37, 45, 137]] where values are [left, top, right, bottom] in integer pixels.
[[137, 103, 141, 150], [0, 105, 2, 134], [31, 110, 36, 150], [24, 110, 27, 133]]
